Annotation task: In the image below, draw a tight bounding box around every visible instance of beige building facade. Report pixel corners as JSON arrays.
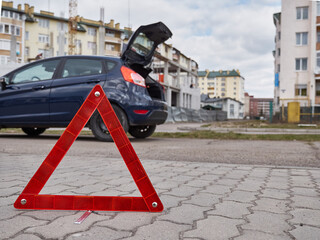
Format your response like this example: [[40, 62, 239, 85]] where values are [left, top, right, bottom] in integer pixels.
[[274, 0, 320, 114], [1, 1, 200, 110], [198, 69, 245, 103]]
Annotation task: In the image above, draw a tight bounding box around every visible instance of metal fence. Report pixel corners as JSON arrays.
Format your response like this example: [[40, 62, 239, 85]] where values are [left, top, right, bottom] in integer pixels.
[[166, 107, 227, 123]]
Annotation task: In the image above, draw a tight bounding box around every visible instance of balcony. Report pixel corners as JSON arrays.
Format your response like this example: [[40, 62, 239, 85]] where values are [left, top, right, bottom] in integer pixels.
[[105, 49, 119, 56], [316, 96, 320, 105], [105, 36, 121, 44]]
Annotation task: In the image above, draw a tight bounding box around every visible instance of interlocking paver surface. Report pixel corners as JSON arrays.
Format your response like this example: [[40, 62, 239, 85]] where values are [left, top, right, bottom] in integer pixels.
[[1, 153, 320, 239]]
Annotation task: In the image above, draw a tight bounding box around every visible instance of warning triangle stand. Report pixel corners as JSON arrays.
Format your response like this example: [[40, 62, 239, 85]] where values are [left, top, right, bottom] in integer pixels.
[[14, 85, 163, 212]]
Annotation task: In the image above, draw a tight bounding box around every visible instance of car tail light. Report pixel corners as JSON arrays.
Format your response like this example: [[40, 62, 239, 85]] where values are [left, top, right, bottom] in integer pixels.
[[121, 66, 146, 88], [133, 110, 149, 114]]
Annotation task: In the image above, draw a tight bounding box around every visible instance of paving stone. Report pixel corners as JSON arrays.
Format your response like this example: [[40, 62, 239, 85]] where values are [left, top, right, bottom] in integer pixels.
[[11, 234, 42, 240], [66, 226, 131, 240], [166, 185, 200, 197], [291, 187, 320, 197], [201, 185, 232, 195], [225, 190, 257, 203], [22, 210, 77, 221], [235, 230, 291, 240], [242, 211, 291, 235], [224, 171, 249, 179], [183, 192, 220, 207], [96, 212, 154, 231], [0, 205, 23, 221], [261, 188, 290, 199], [236, 180, 263, 192], [252, 197, 290, 214], [198, 174, 220, 181], [159, 194, 187, 209], [215, 178, 240, 186], [265, 181, 289, 190], [270, 169, 289, 177], [25, 212, 110, 239], [0, 216, 48, 239], [291, 170, 309, 176], [289, 225, 320, 240], [0, 186, 21, 197], [154, 180, 184, 190], [184, 216, 245, 239], [290, 176, 314, 188], [291, 195, 320, 209], [207, 201, 252, 219], [290, 208, 320, 227], [124, 220, 191, 240], [186, 179, 211, 188], [158, 204, 210, 224]]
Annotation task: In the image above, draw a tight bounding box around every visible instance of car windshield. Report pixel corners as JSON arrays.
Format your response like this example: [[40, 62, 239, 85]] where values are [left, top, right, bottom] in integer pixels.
[[130, 32, 155, 57]]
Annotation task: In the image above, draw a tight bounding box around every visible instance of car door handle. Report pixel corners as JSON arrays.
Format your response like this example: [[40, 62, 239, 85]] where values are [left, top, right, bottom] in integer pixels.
[[87, 79, 101, 83], [32, 85, 45, 90]]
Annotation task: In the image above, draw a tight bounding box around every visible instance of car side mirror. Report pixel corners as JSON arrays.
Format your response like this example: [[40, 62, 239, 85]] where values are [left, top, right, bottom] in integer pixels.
[[0, 77, 9, 90]]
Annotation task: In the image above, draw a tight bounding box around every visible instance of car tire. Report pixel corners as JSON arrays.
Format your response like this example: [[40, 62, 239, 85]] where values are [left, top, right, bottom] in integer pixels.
[[90, 104, 129, 142], [129, 125, 156, 139], [22, 127, 46, 136]]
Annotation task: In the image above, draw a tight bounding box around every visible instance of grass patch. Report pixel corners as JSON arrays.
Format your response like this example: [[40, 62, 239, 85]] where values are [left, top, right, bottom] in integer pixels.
[[153, 130, 320, 141]]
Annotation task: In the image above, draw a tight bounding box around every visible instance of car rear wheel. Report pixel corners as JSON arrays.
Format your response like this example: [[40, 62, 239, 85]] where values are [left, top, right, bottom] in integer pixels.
[[129, 125, 156, 139], [22, 127, 46, 136], [90, 104, 129, 142]]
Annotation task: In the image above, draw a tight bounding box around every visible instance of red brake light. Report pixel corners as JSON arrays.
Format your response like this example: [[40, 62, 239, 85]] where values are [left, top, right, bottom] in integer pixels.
[[121, 66, 146, 88], [133, 110, 149, 114]]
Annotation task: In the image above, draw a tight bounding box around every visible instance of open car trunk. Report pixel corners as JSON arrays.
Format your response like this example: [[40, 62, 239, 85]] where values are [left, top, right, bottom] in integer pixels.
[[121, 22, 172, 101]]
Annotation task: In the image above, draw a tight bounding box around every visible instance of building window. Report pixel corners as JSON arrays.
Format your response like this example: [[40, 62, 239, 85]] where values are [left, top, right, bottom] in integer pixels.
[[278, 31, 281, 40], [38, 49, 50, 58], [0, 40, 11, 50], [221, 83, 225, 86], [0, 24, 3, 33], [317, 2, 320, 16], [87, 41, 96, 50], [234, 87, 236, 90], [278, 48, 280, 56], [295, 84, 307, 96], [221, 93, 225, 96], [296, 32, 308, 45], [106, 44, 115, 51], [106, 30, 115, 37], [38, 18, 50, 28], [230, 104, 234, 117], [87, 27, 96, 36], [317, 52, 320, 68], [297, 7, 308, 20], [221, 88, 226, 91], [277, 64, 280, 72], [15, 27, 20, 36], [38, 34, 50, 43], [25, 31, 29, 40], [25, 47, 29, 57], [295, 58, 307, 71]]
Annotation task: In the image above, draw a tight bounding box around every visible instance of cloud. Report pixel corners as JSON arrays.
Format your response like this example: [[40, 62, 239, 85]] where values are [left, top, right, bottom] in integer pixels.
[[13, 0, 281, 97]]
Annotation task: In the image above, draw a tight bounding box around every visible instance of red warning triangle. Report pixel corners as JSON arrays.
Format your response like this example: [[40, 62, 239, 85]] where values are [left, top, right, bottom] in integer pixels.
[[14, 85, 163, 212]]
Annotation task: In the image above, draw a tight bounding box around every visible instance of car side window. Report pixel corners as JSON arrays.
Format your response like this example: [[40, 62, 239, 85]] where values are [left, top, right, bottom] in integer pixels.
[[11, 60, 59, 84], [105, 60, 116, 72], [62, 59, 103, 78]]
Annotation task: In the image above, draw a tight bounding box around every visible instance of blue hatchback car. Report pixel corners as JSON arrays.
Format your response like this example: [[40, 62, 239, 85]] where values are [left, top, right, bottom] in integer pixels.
[[0, 22, 172, 141]]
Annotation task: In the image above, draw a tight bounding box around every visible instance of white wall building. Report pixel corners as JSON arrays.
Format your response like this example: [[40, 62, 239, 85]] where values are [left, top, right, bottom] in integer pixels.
[[274, 0, 320, 113]]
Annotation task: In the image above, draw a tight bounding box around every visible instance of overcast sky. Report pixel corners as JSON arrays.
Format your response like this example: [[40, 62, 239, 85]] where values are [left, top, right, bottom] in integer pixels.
[[11, 0, 281, 97]]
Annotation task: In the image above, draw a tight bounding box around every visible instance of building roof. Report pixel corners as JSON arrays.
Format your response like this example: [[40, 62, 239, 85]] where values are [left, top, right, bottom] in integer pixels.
[[273, 12, 281, 25], [202, 96, 244, 105], [207, 70, 240, 78], [198, 71, 208, 77]]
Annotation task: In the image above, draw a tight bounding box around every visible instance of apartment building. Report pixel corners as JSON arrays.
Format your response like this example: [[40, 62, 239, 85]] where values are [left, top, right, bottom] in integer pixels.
[[1, 1, 200, 110], [198, 69, 245, 103], [0, 1, 25, 64], [273, 0, 320, 114], [151, 45, 200, 109]]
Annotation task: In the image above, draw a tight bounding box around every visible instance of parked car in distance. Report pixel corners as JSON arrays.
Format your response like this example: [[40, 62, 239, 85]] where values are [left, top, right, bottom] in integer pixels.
[[0, 22, 172, 141]]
